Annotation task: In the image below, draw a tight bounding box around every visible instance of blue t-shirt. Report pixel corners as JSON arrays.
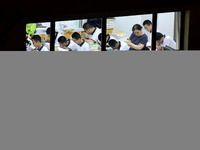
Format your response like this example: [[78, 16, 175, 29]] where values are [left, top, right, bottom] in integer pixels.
[[129, 33, 148, 50]]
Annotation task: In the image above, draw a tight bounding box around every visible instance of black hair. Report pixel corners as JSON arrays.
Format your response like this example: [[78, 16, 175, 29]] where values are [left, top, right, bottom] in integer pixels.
[[156, 32, 164, 41], [132, 24, 143, 31], [109, 39, 118, 47], [72, 32, 81, 40], [83, 23, 94, 30], [32, 35, 41, 43], [46, 27, 51, 34], [58, 36, 68, 44], [46, 27, 58, 35], [87, 18, 102, 28], [143, 20, 152, 26], [98, 33, 109, 42]]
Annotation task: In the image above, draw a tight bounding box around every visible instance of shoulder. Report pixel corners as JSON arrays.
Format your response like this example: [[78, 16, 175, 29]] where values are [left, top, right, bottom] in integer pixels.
[[41, 46, 49, 51], [142, 34, 148, 39]]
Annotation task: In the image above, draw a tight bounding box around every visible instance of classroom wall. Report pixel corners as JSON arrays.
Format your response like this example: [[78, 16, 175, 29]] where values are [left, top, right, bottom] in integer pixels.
[[113, 15, 142, 37], [113, 13, 175, 39], [157, 12, 175, 39]]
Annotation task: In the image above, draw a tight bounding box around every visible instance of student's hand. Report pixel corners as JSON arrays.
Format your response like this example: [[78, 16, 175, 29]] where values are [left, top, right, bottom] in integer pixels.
[[156, 45, 162, 50], [127, 40, 132, 46]]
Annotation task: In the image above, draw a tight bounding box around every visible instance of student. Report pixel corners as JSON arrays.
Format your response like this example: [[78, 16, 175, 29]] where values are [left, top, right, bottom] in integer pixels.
[[26, 35, 35, 51], [87, 18, 102, 29], [97, 33, 116, 45], [31, 35, 49, 51], [82, 23, 101, 43], [143, 20, 160, 46], [72, 32, 91, 51], [127, 24, 149, 50], [58, 36, 79, 51], [156, 32, 176, 50], [46, 27, 62, 46], [109, 39, 130, 51]]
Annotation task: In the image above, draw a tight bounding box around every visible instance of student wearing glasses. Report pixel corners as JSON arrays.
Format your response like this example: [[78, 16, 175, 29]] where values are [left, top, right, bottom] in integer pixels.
[[127, 24, 149, 50]]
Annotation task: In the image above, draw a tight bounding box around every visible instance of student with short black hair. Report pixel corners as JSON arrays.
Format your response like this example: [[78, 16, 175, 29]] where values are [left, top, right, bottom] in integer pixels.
[[143, 20, 160, 47], [46, 27, 62, 46], [156, 32, 176, 50], [83, 23, 101, 43], [143, 20, 152, 32], [58, 36, 79, 51], [72, 32, 91, 51], [127, 24, 149, 50], [109, 39, 130, 51], [97, 33, 116, 45], [31, 35, 49, 51]]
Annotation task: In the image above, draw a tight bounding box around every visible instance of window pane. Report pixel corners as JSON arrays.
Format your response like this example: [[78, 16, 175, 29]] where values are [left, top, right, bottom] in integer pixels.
[[55, 18, 102, 51], [26, 22, 50, 51], [156, 12, 181, 50], [106, 14, 153, 51]]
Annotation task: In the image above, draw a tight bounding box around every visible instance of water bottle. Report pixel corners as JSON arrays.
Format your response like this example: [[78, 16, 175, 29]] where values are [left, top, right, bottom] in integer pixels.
[[42, 40, 45, 46]]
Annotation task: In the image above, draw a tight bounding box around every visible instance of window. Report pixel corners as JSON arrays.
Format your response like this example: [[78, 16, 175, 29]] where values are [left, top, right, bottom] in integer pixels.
[[55, 18, 102, 51], [25, 11, 187, 51], [156, 12, 181, 50], [26, 22, 50, 51], [105, 14, 153, 51]]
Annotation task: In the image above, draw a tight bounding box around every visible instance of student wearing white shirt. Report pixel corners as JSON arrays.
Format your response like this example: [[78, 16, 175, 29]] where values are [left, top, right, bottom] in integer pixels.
[[83, 23, 101, 43], [58, 36, 79, 51], [156, 32, 176, 50], [26, 36, 35, 51], [31, 35, 49, 51], [46, 28, 62, 46], [72, 32, 91, 51], [143, 20, 160, 47], [97, 33, 116, 45], [109, 39, 130, 51]]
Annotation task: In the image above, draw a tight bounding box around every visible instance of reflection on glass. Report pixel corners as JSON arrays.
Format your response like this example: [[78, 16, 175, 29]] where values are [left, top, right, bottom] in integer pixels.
[[26, 22, 50, 51], [55, 18, 102, 51]]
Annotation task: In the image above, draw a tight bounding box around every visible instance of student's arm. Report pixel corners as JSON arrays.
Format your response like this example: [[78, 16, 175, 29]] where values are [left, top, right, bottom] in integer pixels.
[[127, 40, 144, 50]]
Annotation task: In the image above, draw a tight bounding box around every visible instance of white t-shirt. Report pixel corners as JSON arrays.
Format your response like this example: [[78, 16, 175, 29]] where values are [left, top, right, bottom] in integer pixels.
[[37, 46, 49, 51], [85, 27, 101, 43], [147, 29, 160, 46], [55, 32, 63, 46], [67, 40, 79, 51], [77, 40, 91, 51], [26, 37, 35, 51], [113, 41, 130, 51], [161, 35, 176, 49]]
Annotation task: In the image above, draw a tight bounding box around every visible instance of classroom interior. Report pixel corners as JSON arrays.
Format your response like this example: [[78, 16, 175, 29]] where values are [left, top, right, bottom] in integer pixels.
[[26, 12, 182, 51]]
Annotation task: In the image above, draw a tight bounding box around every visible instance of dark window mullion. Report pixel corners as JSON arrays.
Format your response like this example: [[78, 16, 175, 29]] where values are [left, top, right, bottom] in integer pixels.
[[101, 17, 107, 51], [180, 11, 185, 50], [50, 21, 55, 51], [152, 13, 158, 51]]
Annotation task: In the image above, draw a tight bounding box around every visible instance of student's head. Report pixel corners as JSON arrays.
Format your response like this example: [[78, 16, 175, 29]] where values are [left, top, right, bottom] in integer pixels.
[[156, 32, 164, 45], [109, 39, 119, 49], [31, 35, 42, 47], [83, 23, 95, 35], [46, 27, 58, 37], [132, 24, 143, 37], [72, 32, 82, 45], [58, 36, 68, 48], [98, 33, 110, 43], [143, 20, 152, 32]]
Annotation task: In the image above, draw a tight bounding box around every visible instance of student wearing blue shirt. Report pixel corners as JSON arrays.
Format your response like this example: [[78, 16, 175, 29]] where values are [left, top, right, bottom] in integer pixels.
[[127, 24, 149, 50]]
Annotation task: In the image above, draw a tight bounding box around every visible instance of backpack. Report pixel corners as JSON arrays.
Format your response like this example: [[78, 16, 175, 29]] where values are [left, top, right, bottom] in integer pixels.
[[26, 23, 37, 35]]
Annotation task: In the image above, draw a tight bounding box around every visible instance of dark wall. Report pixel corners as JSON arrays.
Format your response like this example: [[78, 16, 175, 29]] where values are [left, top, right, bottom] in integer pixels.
[[0, 1, 199, 50]]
